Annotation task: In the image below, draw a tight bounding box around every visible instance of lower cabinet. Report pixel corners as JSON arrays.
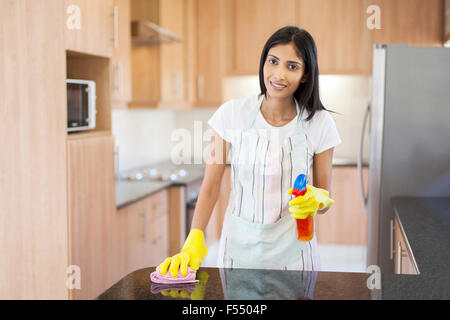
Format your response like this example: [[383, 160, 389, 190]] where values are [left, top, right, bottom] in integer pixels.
[[393, 216, 418, 275], [68, 134, 169, 299], [113, 189, 169, 282], [67, 134, 116, 300], [315, 166, 369, 246]]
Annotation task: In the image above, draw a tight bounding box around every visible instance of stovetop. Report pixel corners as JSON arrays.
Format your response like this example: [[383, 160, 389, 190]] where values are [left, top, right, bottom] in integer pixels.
[[119, 160, 206, 184]]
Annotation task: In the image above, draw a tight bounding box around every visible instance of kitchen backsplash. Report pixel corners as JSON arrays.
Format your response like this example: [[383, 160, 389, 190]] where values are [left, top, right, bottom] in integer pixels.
[[112, 75, 371, 172]]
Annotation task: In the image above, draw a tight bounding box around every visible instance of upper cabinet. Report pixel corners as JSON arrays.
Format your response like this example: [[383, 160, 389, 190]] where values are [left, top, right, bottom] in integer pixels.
[[295, 0, 371, 75], [158, 0, 188, 108], [223, 0, 297, 76], [130, 0, 226, 108], [363, 0, 443, 46], [129, 0, 164, 108], [186, 0, 225, 107], [224, 0, 443, 76], [64, 0, 114, 57], [111, 0, 132, 108], [300, 0, 443, 74], [128, 0, 444, 107]]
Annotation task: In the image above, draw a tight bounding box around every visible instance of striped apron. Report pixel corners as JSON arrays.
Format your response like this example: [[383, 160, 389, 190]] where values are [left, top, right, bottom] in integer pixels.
[[217, 94, 321, 271]]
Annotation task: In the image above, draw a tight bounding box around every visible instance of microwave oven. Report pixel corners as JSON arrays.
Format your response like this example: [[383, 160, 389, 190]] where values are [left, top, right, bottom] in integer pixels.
[[67, 79, 96, 132]]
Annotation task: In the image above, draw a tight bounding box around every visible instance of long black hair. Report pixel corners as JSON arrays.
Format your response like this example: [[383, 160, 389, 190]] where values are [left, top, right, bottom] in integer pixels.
[[259, 26, 331, 121]]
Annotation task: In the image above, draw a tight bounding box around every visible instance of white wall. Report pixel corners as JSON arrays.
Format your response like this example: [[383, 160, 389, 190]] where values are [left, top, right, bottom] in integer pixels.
[[112, 75, 371, 172], [112, 108, 176, 171]]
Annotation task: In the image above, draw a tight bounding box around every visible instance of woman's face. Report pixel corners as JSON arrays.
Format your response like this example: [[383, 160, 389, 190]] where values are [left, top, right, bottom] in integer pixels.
[[263, 42, 306, 99]]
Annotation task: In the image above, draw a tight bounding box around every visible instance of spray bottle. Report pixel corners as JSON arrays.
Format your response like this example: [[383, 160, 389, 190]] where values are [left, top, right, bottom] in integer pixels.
[[291, 173, 314, 242]]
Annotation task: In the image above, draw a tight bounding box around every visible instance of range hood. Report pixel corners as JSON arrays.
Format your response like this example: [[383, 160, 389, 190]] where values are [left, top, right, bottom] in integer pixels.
[[131, 20, 180, 45]]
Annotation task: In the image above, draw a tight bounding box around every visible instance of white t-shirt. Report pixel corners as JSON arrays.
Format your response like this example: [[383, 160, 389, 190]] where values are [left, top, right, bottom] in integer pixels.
[[207, 94, 342, 167]]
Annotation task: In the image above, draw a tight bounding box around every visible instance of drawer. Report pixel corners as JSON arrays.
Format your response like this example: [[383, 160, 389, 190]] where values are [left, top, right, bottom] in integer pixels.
[[148, 189, 168, 220], [146, 214, 169, 267]]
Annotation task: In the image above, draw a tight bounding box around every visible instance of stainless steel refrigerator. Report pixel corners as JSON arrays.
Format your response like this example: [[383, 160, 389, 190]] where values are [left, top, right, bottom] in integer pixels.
[[358, 44, 450, 273]]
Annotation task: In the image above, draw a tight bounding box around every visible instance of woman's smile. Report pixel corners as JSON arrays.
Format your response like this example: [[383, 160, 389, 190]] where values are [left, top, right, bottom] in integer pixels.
[[270, 80, 287, 90]]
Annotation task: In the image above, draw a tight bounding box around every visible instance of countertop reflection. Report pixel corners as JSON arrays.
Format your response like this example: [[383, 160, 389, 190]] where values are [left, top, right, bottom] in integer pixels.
[[97, 267, 373, 300]]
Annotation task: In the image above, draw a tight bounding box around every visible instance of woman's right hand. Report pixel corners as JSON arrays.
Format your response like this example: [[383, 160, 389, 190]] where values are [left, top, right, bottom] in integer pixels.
[[158, 229, 208, 277]]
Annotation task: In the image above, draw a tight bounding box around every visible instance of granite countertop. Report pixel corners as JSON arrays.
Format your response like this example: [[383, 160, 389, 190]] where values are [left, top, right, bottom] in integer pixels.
[[381, 197, 450, 299], [100, 196, 450, 300], [97, 267, 374, 300], [116, 181, 173, 210]]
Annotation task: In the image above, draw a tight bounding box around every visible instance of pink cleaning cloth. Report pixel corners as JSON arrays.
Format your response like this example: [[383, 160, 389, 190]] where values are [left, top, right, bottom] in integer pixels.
[[150, 266, 199, 284]]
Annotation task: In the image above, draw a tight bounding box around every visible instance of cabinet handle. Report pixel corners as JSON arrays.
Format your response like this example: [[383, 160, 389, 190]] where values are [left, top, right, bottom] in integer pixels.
[[112, 61, 118, 91], [197, 75, 204, 99], [152, 202, 166, 210], [113, 5, 119, 48], [152, 235, 164, 245], [390, 219, 395, 260], [396, 241, 402, 274], [117, 62, 122, 93], [140, 210, 147, 240]]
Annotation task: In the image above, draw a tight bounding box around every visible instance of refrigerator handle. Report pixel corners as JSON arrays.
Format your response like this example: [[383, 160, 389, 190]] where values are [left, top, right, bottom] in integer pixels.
[[358, 101, 370, 213]]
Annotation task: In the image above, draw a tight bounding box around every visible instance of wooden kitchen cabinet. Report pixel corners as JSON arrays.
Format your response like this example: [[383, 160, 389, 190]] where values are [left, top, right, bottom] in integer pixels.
[[64, 0, 114, 57], [297, 0, 442, 74], [393, 216, 419, 275], [111, 0, 132, 109], [221, 0, 443, 75], [295, 0, 372, 75], [114, 189, 169, 280], [158, 0, 188, 108], [185, 0, 224, 107], [67, 133, 116, 300], [363, 0, 443, 46], [223, 0, 297, 76], [129, 0, 161, 108], [129, 0, 188, 108], [315, 166, 368, 246], [145, 189, 170, 267], [0, 0, 69, 299]]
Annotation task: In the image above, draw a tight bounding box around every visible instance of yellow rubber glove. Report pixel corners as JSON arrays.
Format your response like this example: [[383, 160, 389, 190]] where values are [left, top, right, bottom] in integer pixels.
[[158, 229, 208, 277], [288, 184, 334, 219]]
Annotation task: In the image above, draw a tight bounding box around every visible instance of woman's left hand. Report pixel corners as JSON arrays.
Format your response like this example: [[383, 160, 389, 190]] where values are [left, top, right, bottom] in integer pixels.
[[288, 185, 334, 219]]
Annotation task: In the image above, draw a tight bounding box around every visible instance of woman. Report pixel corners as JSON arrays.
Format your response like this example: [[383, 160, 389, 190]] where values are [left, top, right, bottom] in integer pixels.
[[159, 26, 341, 276]]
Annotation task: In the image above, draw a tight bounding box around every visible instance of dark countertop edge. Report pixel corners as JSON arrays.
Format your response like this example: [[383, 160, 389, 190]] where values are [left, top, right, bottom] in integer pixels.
[[116, 180, 173, 210], [332, 162, 369, 167], [116, 176, 205, 210], [116, 187, 168, 210]]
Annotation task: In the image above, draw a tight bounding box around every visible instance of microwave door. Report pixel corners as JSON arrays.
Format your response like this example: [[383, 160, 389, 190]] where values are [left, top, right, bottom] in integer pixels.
[[67, 83, 89, 129]]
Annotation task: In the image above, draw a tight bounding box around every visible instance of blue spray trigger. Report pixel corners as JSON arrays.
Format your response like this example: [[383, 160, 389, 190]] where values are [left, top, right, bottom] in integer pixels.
[[293, 174, 307, 191]]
